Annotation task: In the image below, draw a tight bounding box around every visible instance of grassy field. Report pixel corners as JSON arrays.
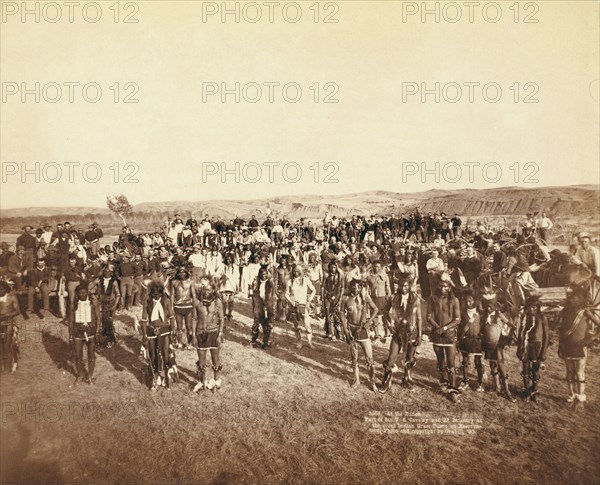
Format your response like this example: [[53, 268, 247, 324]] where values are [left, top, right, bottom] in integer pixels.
[[1, 296, 599, 485]]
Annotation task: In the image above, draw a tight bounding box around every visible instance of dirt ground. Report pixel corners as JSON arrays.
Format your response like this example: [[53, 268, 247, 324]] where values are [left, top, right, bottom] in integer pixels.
[[1, 296, 598, 485]]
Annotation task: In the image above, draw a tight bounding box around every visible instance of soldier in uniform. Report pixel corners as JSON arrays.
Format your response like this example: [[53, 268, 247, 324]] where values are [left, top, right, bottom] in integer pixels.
[[69, 282, 99, 385], [27, 259, 51, 318], [457, 291, 485, 392], [339, 279, 379, 391], [426, 276, 461, 402], [251, 266, 276, 348], [516, 295, 549, 402], [194, 283, 224, 392], [379, 276, 422, 392], [0, 281, 20, 373]]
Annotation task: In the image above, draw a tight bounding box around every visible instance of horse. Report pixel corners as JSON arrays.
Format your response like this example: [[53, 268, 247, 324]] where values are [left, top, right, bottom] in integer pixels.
[[533, 255, 594, 288]]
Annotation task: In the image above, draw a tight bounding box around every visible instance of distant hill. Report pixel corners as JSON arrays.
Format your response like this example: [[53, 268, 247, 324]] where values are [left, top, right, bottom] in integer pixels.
[[131, 185, 599, 219], [1, 185, 598, 234]]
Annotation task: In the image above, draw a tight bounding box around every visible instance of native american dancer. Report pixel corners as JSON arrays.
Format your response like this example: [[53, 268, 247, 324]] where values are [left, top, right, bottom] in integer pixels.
[[194, 283, 224, 392], [0, 281, 20, 373], [481, 292, 516, 402], [322, 261, 343, 340], [516, 295, 549, 403], [379, 276, 422, 392], [170, 268, 197, 350], [367, 260, 392, 342], [251, 266, 276, 348], [558, 286, 599, 404], [220, 254, 238, 320], [457, 291, 485, 392], [94, 264, 120, 348], [275, 257, 291, 322], [339, 279, 378, 391], [427, 276, 461, 402], [139, 282, 177, 390], [69, 282, 99, 385]]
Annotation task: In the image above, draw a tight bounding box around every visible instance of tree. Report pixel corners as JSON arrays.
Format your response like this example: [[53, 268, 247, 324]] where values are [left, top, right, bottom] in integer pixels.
[[106, 194, 133, 227]]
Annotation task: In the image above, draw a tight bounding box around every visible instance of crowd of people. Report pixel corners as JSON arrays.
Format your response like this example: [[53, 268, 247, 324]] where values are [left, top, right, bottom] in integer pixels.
[[0, 209, 598, 405]]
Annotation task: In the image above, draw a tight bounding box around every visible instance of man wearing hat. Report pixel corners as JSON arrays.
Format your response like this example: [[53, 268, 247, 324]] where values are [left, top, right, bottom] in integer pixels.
[[84, 224, 101, 256], [117, 252, 136, 311], [7, 246, 27, 292], [49, 223, 63, 245], [27, 259, 51, 318], [506, 257, 539, 318], [40, 224, 53, 246], [16, 225, 37, 271]]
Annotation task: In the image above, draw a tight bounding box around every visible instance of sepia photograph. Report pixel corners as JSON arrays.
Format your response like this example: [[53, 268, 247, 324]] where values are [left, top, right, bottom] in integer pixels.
[[0, 1, 599, 484]]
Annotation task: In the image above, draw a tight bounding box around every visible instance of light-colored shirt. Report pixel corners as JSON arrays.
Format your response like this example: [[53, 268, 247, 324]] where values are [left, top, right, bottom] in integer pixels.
[[75, 300, 92, 323], [536, 217, 553, 229], [188, 253, 207, 268], [577, 246, 600, 276], [289, 277, 315, 305], [426, 257, 445, 272], [151, 299, 165, 322]]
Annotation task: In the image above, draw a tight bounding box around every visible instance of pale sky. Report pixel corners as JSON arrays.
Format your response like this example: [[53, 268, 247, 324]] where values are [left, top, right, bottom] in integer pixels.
[[1, 0, 598, 209]]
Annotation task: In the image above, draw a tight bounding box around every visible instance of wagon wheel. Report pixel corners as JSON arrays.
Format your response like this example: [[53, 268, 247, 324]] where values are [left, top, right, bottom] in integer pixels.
[[478, 270, 504, 293], [585, 275, 600, 322], [549, 222, 568, 246]]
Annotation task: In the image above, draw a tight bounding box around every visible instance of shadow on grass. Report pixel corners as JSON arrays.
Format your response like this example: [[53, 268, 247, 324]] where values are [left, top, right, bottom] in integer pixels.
[[0, 424, 64, 485]]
